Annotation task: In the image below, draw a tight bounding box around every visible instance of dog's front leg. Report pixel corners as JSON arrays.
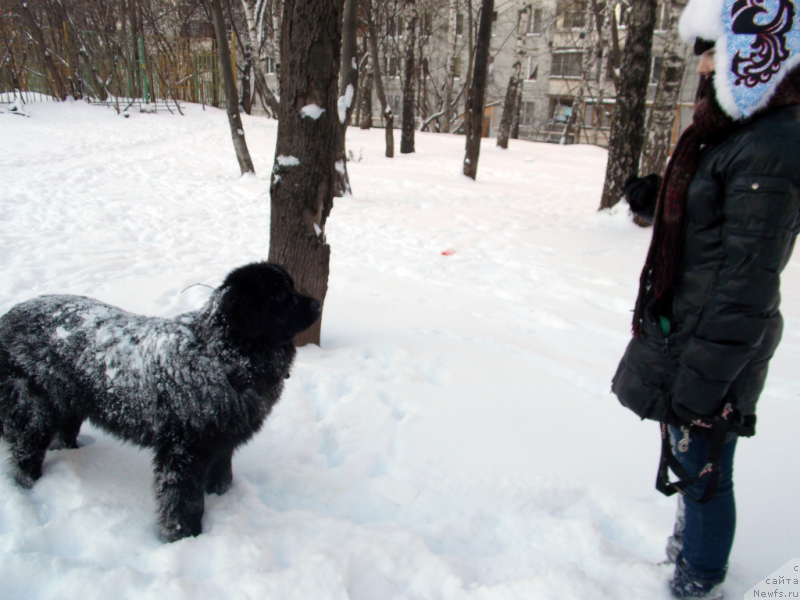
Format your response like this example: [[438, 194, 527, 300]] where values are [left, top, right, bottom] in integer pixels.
[[153, 444, 207, 542], [48, 414, 84, 450], [205, 444, 235, 496]]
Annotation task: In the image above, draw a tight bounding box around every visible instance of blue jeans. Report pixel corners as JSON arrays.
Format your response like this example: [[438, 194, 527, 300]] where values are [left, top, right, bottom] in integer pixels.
[[666, 425, 738, 585]]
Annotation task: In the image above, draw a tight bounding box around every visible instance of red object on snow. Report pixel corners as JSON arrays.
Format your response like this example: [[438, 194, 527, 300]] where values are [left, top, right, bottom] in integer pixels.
[[441, 249, 456, 256]]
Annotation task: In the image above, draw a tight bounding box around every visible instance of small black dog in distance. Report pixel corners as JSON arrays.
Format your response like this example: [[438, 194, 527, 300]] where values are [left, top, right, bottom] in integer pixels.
[[0, 262, 320, 541]]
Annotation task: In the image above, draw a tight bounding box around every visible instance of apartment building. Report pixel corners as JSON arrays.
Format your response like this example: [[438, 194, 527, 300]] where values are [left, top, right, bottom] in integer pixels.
[[368, 0, 702, 146]]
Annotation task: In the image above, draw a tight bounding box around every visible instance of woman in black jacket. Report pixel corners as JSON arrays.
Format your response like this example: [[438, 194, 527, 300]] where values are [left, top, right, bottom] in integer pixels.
[[612, 1, 800, 598]]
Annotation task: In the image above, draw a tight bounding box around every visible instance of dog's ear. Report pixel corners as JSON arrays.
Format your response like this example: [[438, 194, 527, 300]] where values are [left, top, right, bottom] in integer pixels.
[[219, 284, 266, 339]]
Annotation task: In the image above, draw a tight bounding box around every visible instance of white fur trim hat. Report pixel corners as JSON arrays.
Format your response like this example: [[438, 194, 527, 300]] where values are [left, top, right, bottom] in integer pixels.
[[679, 0, 800, 119]]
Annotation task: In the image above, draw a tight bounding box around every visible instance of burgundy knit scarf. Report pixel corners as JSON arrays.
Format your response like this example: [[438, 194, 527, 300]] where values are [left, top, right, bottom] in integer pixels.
[[632, 72, 800, 336]]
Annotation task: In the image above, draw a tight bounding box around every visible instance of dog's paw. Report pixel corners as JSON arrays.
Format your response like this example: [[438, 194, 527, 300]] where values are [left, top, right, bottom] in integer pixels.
[[160, 518, 203, 542], [205, 476, 232, 496], [48, 437, 79, 451], [14, 471, 37, 489]]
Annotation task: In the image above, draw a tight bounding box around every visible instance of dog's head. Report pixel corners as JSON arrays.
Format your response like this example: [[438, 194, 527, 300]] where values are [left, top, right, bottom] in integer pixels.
[[218, 262, 321, 345]]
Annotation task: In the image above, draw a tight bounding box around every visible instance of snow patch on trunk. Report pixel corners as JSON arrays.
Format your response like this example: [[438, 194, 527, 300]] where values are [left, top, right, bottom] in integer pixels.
[[338, 84, 354, 124], [276, 155, 300, 167], [300, 104, 325, 120]]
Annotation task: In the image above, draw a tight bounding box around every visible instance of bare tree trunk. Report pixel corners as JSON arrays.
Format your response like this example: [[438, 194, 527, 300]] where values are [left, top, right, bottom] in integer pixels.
[[400, 0, 417, 154], [359, 60, 373, 129], [563, 0, 600, 145], [607, 0, 622, 88], [241, 0, 280, 117], [127, 0, 142, 97], [591, 87, 605, 144], [54, 9, 83, 100], [465, 0, 474, 119], [367, 0, 393, 157], [17, 1, 68, 100], [416, 32, 426, 125], [241, 38, 253, 114], [511, 85, 523, 139], [268, 0, 342, 346], [209, 0, 255, 175], [272, 0, 282, 94], [599, 0, 657, 209], [592, 0, 614, 145], [497, 6, 529, 149], [640, 0, 688, 176], [462, 0, 494, 180], [334, 0, 359, 194], [441, 0, 458, 133]]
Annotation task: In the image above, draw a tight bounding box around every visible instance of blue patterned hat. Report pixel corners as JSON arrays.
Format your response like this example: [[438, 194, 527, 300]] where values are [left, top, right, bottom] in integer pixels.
[[680, 0, 800, 119]]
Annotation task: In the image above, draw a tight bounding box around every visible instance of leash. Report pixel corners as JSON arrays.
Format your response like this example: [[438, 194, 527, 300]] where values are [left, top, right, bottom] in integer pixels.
[[656, 403, 751, 504]]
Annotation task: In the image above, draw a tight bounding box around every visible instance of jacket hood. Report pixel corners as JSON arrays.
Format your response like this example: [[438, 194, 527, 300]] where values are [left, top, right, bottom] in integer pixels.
[[679, 0, 800, 119]]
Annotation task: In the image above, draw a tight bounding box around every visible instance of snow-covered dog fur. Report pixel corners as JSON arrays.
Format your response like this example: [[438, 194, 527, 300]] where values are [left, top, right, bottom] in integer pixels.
[[0, 262, 320, 541]]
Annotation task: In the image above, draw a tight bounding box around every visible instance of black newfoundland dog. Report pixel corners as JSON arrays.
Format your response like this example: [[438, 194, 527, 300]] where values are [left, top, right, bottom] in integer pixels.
[[0, 262, 320, 541]]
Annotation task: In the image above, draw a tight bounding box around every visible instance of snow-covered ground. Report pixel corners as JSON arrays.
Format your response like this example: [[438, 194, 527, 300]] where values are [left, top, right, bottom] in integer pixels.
[[0, 99, 798, 600]]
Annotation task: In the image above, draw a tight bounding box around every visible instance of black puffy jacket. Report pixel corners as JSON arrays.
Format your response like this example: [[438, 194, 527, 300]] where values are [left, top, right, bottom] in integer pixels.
[[613, 105, 800, 430]]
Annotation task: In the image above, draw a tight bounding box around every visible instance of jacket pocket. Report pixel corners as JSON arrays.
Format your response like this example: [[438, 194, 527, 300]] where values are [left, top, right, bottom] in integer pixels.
[[611, 334, 675, 421]]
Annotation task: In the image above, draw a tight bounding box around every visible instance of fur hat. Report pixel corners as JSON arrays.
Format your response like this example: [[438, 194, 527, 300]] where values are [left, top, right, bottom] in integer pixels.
[[680, 0, 800, 119]]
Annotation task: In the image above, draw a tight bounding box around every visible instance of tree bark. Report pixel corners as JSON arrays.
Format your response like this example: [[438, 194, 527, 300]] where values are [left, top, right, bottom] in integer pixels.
[[209, 0, 256, 175], [334, 0, 359, 194], [268, 0, 343, 346], [462, 0, 494, 180], [640, 0, 688, 178], [511, 84, 523, 139], [241, 38, 253, 114], [272, 0, 282, 95], [465, 0, 474, 119], [497, 6, 529, 149], [359, 61, 373, 129], [241, 0, 280, 118], [599, 0, 657, 209], [400, 0, 417, 154], [441, 0, 458, 133], [127, 0, 142, 98], [367, 0, 394, 157]]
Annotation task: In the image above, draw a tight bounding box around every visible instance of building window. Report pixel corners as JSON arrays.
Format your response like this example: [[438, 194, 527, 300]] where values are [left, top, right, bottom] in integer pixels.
[[655, 1, 669, 30], [551, 51, 583, 78], [522, 101, 536, 127], [492, 10, 498, 36], [388, 16, 404, 37], [549, 97, 573, 123], [456, 13, 464, 36], [420, 12, 432, 36], [527, 8, 544, 34], [386, 55, 400, 78], [388, 94, 402, 116], [650, 55, 663, 84], [527, 58, 538, 80], [585, 102, 612, 128], [264, 57, 276, 75], [454, 56, 462, 79], [420, 56, 430, 77], [556, 0, 586, 29]]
